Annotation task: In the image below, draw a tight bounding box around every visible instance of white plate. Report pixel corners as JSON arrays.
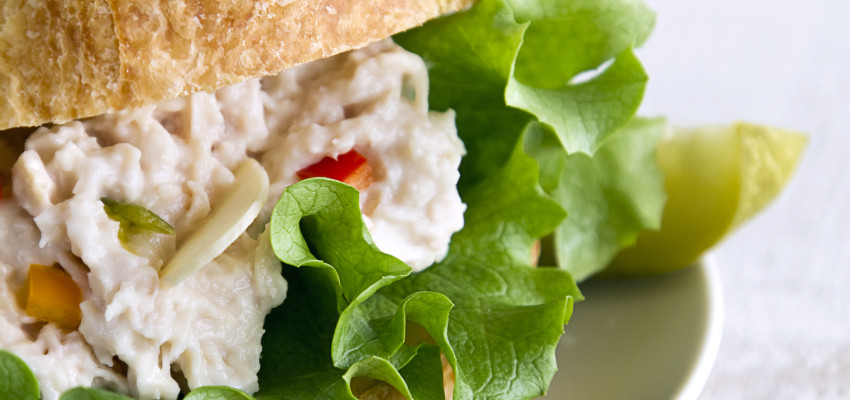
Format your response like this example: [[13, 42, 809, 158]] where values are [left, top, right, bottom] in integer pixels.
[[542, 258, 723, 400]]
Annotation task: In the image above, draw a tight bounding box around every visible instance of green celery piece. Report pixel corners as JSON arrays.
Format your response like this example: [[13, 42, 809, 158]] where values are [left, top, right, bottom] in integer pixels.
[[526, 118, 666, 281], [508, 0, 656, 89], [101, 198, 175, 235], [0, 350, 40, 400], [101, 197, 175, 251]]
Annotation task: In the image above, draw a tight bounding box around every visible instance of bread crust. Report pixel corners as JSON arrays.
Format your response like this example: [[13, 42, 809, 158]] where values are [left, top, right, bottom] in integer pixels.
[[0, 0, 473, 130]]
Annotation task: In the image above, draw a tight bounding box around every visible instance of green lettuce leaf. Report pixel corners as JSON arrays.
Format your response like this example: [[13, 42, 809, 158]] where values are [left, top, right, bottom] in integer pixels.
[[183, 387, 257, 400], [258, 178, 449, 399], [526, 118, 667, 281], [382, 136, 581, 399], [268, 178, 412, 314], [506, 0, 654, 154], [253, 263, 351, 400], [508, 0, 655, 89], [254, 261, 447, 400], [257, 144, 580, 398], [0, 350, 40, 400], [396, 0, 663, 283], [396, 0, 653, 191], [60, 388, 134, 400], [506, 49, 649, 154]]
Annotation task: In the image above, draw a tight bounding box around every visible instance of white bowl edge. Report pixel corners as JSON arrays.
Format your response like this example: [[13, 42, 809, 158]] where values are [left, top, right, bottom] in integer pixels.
[[673, 255, 724, 400]]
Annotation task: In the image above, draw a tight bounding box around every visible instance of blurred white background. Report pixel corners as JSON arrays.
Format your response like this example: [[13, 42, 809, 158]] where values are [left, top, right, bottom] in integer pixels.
[[637, 0, 850, 398]]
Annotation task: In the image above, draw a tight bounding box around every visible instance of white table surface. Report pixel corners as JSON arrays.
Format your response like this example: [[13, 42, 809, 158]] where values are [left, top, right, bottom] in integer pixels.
[[636, 0, 850, 398]]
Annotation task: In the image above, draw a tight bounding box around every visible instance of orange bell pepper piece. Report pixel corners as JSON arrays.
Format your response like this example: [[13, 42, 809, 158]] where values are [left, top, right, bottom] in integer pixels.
[[20, 264, 83, 330]]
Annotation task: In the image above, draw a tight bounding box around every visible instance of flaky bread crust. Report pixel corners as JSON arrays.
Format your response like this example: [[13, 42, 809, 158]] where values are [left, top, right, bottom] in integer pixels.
[[0, 0, 473, 130]]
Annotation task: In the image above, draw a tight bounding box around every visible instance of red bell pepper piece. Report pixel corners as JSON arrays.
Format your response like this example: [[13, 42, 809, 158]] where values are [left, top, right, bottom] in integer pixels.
[[297, 149, 372, 192]]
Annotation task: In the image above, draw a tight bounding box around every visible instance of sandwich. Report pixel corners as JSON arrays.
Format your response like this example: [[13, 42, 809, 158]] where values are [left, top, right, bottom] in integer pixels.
[[0, 0, 806, 399]]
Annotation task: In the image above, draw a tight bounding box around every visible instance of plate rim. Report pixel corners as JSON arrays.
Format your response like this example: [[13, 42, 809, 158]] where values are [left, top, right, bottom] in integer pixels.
[[672, 255, 725, 400]]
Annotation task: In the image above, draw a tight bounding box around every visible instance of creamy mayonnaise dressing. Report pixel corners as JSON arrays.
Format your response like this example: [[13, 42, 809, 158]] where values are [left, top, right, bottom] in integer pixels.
[[0, 40, 465, 399]]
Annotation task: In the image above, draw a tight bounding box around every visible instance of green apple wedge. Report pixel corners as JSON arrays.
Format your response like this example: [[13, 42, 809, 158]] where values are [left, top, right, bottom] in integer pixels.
[[599, 122, 807, 279]]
